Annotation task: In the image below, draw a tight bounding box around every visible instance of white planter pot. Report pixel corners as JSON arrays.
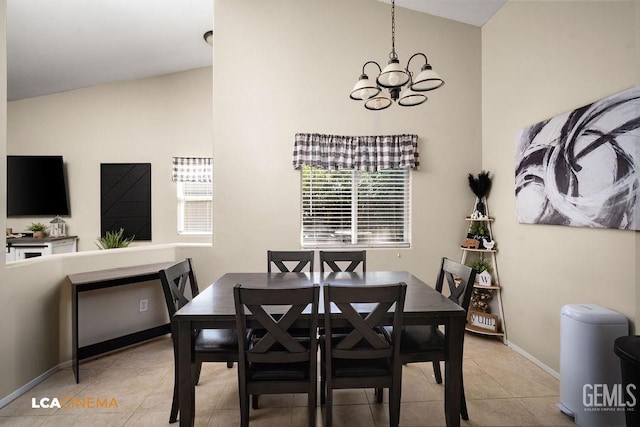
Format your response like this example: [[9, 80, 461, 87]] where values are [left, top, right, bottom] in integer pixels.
[[476, 270, 492, 286]]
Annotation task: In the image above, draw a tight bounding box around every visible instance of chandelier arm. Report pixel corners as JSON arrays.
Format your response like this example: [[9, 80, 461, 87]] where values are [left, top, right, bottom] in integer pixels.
[[406, 52, 428, 71], [362, 61, 382, 76]]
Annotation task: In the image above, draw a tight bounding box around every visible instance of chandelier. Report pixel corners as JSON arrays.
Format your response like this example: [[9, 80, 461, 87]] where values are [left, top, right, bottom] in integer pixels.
[[350, 0, 444, 111]]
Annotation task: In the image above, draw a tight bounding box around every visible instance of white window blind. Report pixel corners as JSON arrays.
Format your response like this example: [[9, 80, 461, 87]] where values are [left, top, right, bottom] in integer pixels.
[[177, 181, 212, 235], [172, 157, 213, 235], [301, 166, 410, 247]]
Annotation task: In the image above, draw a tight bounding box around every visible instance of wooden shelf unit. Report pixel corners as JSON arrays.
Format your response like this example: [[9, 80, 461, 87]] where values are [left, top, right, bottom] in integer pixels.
[[461, 197, 507, 344]]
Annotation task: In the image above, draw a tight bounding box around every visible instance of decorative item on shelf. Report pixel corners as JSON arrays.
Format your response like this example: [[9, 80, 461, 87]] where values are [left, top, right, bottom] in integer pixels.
[[349, 0, 444, 111], [467, 221, 493, 249], [477, 270, 492, 286], [470, 288, 493, 312], [461, 238, 480, 249], [469, 220, 488, 236], [95, 228, 134, 250], [469, 210, 489, 220], [26, 222, 47, 238], [468, 171, 492, 215], [467, 258, 493, 285], [468, 310, 499, 332], [49, 216, 67, 237], [481, 238, 495, 250]]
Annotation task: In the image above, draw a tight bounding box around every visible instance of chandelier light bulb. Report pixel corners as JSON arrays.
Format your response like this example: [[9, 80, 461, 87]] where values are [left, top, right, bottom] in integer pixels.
[[378, 59, 409, 88], [372, 98, 386, 110], [365, 93, 392, 111], [355, 88, 372, 100]]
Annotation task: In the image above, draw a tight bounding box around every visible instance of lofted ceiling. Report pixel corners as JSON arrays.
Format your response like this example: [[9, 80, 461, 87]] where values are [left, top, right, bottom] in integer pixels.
[[7, 0, 504, 101], [7, 0, 214, 101], [378, 0, 505, 27]]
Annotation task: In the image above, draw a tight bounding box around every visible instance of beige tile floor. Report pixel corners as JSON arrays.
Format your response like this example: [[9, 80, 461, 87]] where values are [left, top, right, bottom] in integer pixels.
[[0, 333, 574, 426]]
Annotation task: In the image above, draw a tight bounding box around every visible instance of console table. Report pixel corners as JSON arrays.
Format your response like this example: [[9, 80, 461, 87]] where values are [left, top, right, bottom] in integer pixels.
[[67, 261, 174, 383]]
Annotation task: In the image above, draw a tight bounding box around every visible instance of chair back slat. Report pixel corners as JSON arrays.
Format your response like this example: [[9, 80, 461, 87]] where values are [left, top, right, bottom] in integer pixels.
[[234, 284, 320, 365], [435, 258, 477, 311], [159, 259, 199, 317], [248, 304, 308, 354], [319, 250, 366, 274], [324, 283, 406, 361], [334, 301, 394, 351], [267, 250, 314, 273]]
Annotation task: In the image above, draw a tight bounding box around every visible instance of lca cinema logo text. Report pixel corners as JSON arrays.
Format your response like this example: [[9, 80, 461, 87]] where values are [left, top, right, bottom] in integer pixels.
[[583, 384, 637, 411], [31, 396, 119, 409]]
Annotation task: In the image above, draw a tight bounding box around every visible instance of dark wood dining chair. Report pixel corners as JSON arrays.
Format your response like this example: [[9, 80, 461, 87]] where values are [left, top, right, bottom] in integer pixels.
[[319, 250, 366, 274], [159, 258, 238, 424], [321, 283, 407, 427], [260, 249, 316, 410], [267, 250, 315, 273], [382, 257, 476, 420], [234, 284, 320, 427]]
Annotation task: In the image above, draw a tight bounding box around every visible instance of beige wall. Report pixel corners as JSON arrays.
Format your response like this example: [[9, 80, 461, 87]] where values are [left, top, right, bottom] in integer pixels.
[[6, 67, 214, 251], [210, 0, 482, 284], [482, 1, 638, 372]]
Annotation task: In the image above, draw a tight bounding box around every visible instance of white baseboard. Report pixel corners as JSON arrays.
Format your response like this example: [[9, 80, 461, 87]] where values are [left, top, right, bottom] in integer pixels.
[[507, 339, 560, 380], [0, 362, 66, 409]]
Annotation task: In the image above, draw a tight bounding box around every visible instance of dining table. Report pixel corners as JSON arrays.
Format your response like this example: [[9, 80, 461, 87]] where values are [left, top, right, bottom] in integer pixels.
[[173, 271, 466, 427]]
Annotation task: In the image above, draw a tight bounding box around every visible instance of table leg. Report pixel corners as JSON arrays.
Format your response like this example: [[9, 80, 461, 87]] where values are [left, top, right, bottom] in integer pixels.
[[445, 317, 463, 427], [178, 319, 195, 427], [72, 288, 79, 383]]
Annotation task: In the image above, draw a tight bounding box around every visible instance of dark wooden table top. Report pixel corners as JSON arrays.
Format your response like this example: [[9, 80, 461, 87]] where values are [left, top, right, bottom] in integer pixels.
[[174, 271, 465, 325]]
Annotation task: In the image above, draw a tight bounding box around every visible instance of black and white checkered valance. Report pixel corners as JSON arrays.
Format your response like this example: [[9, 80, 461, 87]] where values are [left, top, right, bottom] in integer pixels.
[[172, 157, 212, 182], [292, 133, 419, 172]]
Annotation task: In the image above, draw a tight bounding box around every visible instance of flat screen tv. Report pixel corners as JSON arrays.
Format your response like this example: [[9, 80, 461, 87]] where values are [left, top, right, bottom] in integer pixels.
[[7, 155, 70, 217]]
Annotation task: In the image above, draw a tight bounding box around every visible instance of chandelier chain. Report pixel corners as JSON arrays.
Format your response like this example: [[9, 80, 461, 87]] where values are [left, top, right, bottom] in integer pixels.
[[390, 0, 397, 60]]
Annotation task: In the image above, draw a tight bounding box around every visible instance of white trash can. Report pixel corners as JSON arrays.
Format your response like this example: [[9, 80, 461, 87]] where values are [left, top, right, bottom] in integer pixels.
[[557, 304, 628, 426]]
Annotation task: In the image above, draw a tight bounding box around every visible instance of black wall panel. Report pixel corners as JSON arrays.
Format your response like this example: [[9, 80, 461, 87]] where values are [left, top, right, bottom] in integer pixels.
[[100, 163, 151, 241]]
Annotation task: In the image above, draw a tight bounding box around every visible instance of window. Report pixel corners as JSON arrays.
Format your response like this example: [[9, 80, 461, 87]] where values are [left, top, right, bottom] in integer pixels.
[[177, 181, 212, 235], [301, 166, 410, 247], [172, 157, 213, 235]]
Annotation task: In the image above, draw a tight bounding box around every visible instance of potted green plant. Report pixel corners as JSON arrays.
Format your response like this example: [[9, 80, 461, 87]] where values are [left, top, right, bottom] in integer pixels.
[[468, 221, 488, 237], [95, 228, 135, 249], [468, 258, 492, 273], [27, 222, 47, 238]]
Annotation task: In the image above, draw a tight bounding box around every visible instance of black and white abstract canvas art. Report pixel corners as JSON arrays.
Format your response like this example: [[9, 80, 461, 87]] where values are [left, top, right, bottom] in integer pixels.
[[515, 86, 640, 230]]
